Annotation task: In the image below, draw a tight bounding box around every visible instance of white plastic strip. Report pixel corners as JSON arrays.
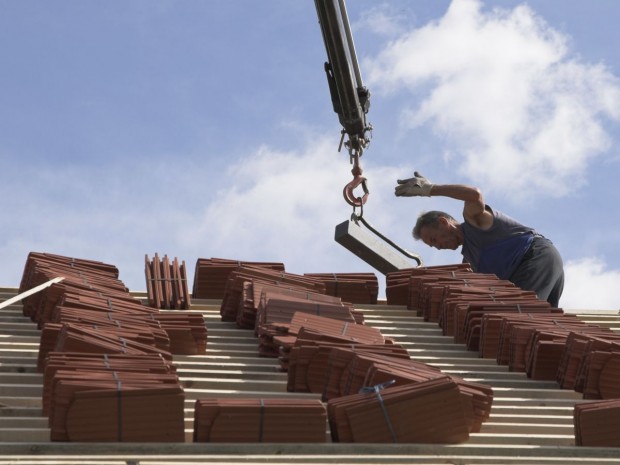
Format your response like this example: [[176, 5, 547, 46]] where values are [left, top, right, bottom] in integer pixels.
[[0, 276, 65, 310]]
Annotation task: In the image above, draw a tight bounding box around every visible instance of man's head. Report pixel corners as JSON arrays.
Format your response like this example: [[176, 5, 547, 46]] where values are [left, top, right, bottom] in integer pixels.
[[413, 211, 463, 250]]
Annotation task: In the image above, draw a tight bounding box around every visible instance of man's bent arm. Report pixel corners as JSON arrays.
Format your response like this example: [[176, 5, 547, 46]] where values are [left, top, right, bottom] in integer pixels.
[[430, 184, 492, 229]]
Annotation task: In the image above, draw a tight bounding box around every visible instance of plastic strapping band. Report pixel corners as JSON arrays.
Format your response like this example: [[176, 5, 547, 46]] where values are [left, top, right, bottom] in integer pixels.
[[343, 357, 358, 395], [359, 380, 397, 442], [103, 354, 110, 369], [113, 372, 123, 441], [321, 356, 334, 402], [340, 322, 349, 336], [258, 399, 265, 443]]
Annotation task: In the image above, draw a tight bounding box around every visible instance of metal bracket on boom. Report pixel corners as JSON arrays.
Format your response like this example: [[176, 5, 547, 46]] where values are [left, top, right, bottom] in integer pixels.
[[315, 0, 371, 148]]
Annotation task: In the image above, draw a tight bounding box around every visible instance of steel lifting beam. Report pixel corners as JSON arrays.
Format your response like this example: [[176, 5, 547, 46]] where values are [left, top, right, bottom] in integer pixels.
[[335, 219, 420, 275]]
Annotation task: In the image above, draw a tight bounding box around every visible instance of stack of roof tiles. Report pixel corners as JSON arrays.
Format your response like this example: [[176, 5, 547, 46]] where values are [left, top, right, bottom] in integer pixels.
[[192, 257, 286, 299], [575, 400, 620, 447], [303, 272, 379, 304], [144, 253, 191, 310], [385, 264, 472, 307], [286, 344, 493, 441], [194, 260, 494, 444], [386, 263, 620, 448], [327, 378, 473, 443], [219, 265, 327, 328], [19, 252, 189, 442], [193, 399, 327, 443]]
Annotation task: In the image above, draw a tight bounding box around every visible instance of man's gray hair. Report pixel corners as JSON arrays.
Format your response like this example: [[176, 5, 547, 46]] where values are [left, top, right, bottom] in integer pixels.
[[412, 210, 456, 240]]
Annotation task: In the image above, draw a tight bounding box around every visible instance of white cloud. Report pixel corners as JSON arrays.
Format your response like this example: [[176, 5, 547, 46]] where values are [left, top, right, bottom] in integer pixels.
[[561, 257, 620, 311], [186, 137, 412, 275], [364, 0, 620, 199], [354, 3, 408, 38]]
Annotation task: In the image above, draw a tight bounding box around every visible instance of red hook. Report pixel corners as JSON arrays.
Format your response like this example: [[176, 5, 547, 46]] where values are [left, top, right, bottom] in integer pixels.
[[343, 164, 369, 207]]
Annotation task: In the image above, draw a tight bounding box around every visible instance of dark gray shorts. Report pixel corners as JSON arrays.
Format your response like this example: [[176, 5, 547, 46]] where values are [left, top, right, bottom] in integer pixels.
[[509, 235, 564, 307]]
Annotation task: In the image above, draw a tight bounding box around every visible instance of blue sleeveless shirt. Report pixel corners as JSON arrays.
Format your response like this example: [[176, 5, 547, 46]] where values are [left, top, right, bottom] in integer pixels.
[[460, 206, 535, 280]]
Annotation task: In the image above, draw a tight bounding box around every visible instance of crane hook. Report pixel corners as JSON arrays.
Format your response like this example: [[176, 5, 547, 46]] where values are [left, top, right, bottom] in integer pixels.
[[343, 150, 368, 207]]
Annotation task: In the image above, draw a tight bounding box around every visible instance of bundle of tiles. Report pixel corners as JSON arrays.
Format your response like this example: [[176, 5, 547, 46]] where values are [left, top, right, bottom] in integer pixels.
[[493, 314, 589, 374], [414, 274, 515, 323], [218, 265, 326, 327], [487, 315, 613, 385], [385, 264, 472, 306], [327, 377, 475, 443], [43, 353, 184, 442], [291, 346, 493, 432], [574, 399, 620, 447], [19, 252, 187, 442], [257, 299, 357, 359], [462, 303, 561, 353], [558, 332, 620, 397], [193, 398, 327, 443], [20, 252, 127, 323], [286, 340, 410, 396], [303, 272, 379, 305], [439, 287, 542, 341], [253, 282, 362, 332], [153, 312, 208, 355], [144, 253, 191, 310], [192, 257, 285, 299], [36, 282, 157, 330], [266, 312, 388, 367], [473, 309, 620, 399], [37, 322, 173, 372]]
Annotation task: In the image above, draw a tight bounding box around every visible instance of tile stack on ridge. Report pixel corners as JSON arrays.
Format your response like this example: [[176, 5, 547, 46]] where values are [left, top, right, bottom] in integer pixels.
[[385, 263, 472, 306], [259, 299, 360, 360], [193, 398, 327, 443], [254, 282, 362, 330], [186, 259, 493, 444], [385, 262, 620, 448], [273, 312, 388, 370], [286, 339, 411, 394], [191, 262, 345, 442], [285, 343, 492, 440], [218, 265, 327, 328], [19, 251, 189, 442], [145, 253, 191, 310], [303, 272, 379, 305], [327, 377, 471, 443], [192, 257, 286, 299], [190, 261, 345, 443], [575, 399, 620, 446]]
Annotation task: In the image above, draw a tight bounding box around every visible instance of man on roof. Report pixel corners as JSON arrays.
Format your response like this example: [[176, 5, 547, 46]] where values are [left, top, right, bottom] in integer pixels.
[[395, 171, 564, 307]]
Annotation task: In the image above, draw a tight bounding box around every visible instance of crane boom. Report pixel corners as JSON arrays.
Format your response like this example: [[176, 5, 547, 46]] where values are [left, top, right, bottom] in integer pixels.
[[314, 0, 371, 151], [314, 0, 423, 273]]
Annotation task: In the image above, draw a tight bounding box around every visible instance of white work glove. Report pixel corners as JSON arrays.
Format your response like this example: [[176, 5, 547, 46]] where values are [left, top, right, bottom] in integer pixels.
[[394, 171, 434, 197]]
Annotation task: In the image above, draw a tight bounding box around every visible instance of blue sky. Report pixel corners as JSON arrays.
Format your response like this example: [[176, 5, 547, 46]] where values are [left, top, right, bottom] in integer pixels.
[[1, 0, 619, 310]]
